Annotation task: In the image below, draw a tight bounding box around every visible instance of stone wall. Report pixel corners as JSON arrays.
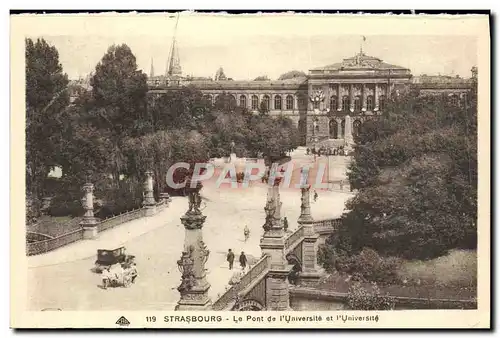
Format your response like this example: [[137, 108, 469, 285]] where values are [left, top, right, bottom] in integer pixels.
[[289, 286, 477, 311]]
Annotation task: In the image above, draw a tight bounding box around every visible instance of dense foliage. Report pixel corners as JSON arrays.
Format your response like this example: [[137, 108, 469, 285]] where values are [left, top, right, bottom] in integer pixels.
[[26, 40, 300, 219], [346, 282, 396, 310], [26, 38, 69, 200], [321, 85, 477, 266]]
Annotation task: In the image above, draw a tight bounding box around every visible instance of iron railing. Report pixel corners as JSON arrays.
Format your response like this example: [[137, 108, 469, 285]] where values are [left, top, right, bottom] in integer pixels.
[[26, 201, 166, 256], [98, 207, 144, 233], [26, 228, 84, 256]]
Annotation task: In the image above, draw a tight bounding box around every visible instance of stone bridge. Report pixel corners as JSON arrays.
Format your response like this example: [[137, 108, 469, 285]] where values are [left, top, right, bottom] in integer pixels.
[[210, 187, 340, 311]]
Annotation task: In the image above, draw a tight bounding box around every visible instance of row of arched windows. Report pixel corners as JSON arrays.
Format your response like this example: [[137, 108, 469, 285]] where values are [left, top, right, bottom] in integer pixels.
[[202, 93, 387, 111], [202, 94, 297, 110], [327, 95, 386, 112], [318, 119, 363, 139]]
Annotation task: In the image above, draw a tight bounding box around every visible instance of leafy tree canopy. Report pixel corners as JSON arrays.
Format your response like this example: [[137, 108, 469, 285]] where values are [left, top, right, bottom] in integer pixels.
[[278, 70, 307, 80], [331, 86, 477, 261]]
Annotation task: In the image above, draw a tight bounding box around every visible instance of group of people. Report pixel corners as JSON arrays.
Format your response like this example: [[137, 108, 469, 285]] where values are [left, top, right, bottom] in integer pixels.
[[226, 249, 248, 271], [101, 262, 138, 289], [306, 145, 346, 157]]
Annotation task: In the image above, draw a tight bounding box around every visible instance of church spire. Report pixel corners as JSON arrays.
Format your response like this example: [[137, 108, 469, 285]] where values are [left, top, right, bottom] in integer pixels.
[[150, 57, 155, 78], [166, 13, 182, 77]]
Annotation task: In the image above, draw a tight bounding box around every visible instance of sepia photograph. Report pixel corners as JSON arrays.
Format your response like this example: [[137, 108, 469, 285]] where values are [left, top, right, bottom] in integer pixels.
[[10, 11, 490, 328]]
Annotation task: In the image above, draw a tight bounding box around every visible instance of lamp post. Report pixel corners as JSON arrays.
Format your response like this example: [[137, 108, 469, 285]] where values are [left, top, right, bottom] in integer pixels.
[[175, 184, 212, 311]]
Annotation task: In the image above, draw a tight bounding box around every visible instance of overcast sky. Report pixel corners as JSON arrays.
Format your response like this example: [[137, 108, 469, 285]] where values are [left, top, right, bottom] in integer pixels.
[[31, 14, 478, 80]]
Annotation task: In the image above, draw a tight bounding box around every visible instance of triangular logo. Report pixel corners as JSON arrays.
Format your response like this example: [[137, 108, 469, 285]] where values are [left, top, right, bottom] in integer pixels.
[[116, 316, 130, 326]]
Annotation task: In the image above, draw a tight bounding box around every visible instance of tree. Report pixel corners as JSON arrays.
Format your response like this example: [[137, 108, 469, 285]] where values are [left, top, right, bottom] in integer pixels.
[[25, 38, 69, 200], [87, 44, 149, 184], [325, 86, 478, 261], [253, 75, 270, 81], [278, 70, 306, 80]]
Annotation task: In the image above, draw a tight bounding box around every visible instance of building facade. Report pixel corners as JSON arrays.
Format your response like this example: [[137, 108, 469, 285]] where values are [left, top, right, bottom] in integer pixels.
[[147, 50, 475, 146]]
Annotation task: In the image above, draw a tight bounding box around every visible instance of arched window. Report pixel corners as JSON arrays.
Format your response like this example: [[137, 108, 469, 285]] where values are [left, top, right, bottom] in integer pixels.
[[353, 120, 362, 137], [262, 95, 270, 110], [366, 95, 374, 111], [329, 119, 338, 139], [251, 95, 259, 110], [313, 100, 320, 110], [229, 94, 236, 107], [461, 93, 469, 108], [286, 95, 294, 110], [354, 96, 361, 111], [274, 95, 282, 110], [239, 95, 247, 108], [379, 95, 386, 111], [342, 96, 350, 111], [298, 96, 305, 109], [330, 96, 337, 111], [450, 94, 459, 106]]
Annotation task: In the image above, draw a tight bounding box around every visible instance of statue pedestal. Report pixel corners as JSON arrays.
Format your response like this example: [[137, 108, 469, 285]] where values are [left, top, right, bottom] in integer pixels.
[[175, 201, 211, 311], [175, 282, 212, 311], [80, 218, 98, 239], [298, 271, 323, 287], [82, 226, 98, 239], [143, 204, 157, 217]]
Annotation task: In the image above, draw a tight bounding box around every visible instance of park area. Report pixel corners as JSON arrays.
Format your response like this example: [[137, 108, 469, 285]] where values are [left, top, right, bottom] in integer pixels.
[[27, 151, 353, 311]]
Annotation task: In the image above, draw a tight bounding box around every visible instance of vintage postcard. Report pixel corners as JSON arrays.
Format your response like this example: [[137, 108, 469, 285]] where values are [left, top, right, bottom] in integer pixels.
[[10, 12, 490, 329]]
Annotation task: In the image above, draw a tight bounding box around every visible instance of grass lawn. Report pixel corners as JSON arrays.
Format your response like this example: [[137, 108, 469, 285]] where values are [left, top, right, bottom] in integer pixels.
[[317, 249, 477, 300], [27, 215, 83, 238]]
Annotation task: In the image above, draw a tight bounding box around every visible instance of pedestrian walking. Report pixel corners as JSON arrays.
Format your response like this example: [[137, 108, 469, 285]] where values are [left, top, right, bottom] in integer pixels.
[[239, 251, 248, 271], [227, 249, 235, 270], [244, 225, 250, 242], [283, 217, 289, 232], [313, 190, 318, 202]]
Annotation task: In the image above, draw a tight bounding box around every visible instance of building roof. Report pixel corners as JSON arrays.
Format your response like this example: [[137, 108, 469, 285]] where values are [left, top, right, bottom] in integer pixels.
[[310, 51, 410, 74], [148, 76, 308, 91]]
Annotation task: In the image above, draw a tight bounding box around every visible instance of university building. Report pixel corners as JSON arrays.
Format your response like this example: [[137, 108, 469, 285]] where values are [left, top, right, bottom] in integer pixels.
[[146, 44, 476, 146]]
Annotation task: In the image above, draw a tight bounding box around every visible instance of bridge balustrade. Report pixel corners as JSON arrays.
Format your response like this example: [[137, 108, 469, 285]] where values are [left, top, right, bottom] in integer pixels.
[[312, 218, 341, 234], [212, 254, 271, 311], [284, 227, 304, 251]]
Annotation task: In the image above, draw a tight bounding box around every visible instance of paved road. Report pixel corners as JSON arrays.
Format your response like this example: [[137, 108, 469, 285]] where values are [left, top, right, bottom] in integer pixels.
[[28, 151, 353, 311]]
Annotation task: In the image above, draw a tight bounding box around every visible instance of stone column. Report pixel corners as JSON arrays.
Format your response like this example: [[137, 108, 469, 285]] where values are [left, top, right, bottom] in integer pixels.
[[297, 185, 314, 225], [260, 181, 292, 311], [362, 84, 367, 112], [159, 192, 172, 206], [299, 224, 322, 287], [374, 84, 380, 111], [80, 183, 98, 239], [344, 115, 354, 153], [337, 84, 342, 111], [337, 118, 342, 139], [175, 186, 212, 311], [349, 84, 354, 113], [142, 170, 157, 216]]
